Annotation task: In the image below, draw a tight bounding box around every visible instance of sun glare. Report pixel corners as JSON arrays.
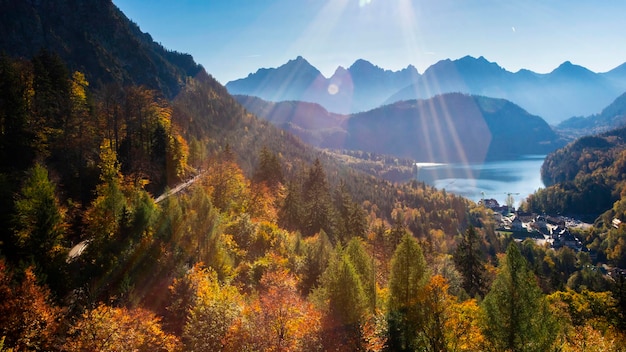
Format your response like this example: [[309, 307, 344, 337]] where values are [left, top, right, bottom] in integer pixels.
[[359, 0, 372, 7], [327, 83, 339, 95]]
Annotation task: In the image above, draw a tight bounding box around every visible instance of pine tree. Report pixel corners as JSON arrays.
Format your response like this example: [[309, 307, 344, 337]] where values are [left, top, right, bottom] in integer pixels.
[[387, 233, 429, 351], [0, 55, 35, 173], [253, 146, 284, 189], [344, 238, 376, 311], [333, 181, 367, 244], [13, 164, 68, 292], [278, 180, 304, 232], [481, 243, 557, 352], [320, 248, 369, 350], [453, 226, 487, 298], [300, 230, 333, 294], [302, 159, 336, 238]]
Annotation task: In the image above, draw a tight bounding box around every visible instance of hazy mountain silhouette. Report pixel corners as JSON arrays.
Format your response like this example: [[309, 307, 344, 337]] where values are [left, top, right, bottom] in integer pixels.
[[390, 58, 625, 125], [229, 55, 626, 125], [237, 93, 565, 163], [558, 91, 626, 136], [226, 58, 420, 114], [234, 95, 349, 147]]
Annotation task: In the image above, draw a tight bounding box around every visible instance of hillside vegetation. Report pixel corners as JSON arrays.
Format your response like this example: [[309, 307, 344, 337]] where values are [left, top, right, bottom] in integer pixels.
[[526, 127, 626, 218], [238, 93, 565, 163], [0, 1, 625, 351]]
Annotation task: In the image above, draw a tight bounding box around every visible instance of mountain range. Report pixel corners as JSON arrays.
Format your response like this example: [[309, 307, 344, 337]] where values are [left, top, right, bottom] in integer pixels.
[[557, 91, 626, 136], [227, 56, 420, 115], [236, 93, 564, 163], [226, 56, 626, 125]]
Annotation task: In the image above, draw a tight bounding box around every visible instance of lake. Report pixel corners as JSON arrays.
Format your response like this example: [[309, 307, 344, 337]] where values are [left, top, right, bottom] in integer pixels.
[[415, 155, 546, 208]]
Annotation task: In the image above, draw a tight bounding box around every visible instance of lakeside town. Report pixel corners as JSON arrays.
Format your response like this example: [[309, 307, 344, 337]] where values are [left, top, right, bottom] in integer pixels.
[[482, 197, 626, 279], [481, 197, 590, 251]]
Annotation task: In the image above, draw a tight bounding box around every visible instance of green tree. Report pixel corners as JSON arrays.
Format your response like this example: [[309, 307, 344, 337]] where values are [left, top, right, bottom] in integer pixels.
[[13, 164, 68, 292], [481, 243, 557, 352], [319, 248, 369, 350], [344, 238, 376, 311], [387, 233, 429, 351], [302, 159, 336, 238], [253, 146, 284, 189], [389, 211, 407, 252], [300, 230, 333, 294], [334, 181, 367, 244], [453, 226, 487, 298], [279, 180, 304, 232], [80, 141, 128, 297]]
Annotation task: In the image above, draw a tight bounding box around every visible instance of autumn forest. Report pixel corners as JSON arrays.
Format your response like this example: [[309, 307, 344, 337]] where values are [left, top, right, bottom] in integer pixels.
[[2, 1, 626, 351]]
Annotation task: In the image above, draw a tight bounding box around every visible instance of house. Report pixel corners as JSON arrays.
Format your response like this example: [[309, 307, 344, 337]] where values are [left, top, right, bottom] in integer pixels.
[[530, 215, 549, 234], [516, 211, 534, 222], [553, 228, 583, 251], [480, 198, 500, 209], [511, 216, 524, 231], [612, 218, 622, 229]]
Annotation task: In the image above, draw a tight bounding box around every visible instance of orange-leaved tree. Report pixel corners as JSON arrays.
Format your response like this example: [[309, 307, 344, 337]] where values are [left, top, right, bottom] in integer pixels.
[[66, 303, 180, 351]]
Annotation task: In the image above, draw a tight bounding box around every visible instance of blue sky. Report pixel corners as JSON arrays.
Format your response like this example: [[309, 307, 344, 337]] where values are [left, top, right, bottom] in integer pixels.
[[113, 0, 626, 84]]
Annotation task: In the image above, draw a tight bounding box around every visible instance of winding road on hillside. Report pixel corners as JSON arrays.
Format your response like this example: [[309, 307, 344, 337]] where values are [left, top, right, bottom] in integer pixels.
[[67, 172, 204, 261]]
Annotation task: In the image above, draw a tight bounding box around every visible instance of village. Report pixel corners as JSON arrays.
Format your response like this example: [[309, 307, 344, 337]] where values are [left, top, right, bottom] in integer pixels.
[[480, 198, 589, 252]]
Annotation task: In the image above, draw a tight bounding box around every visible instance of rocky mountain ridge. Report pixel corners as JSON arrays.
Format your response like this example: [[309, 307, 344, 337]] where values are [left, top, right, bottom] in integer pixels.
[[227, 55, 626, 124]]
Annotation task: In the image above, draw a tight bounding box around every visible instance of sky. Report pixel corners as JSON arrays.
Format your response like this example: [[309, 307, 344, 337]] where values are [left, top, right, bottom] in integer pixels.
[[113, 0, 626, 84]]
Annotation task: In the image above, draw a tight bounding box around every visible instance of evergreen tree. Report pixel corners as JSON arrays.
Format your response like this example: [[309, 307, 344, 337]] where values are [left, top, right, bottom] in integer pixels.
[[344, 238, 376, 311], [278, 180, 304, 232], [13, 164, 68, 293], [320, 247, 369, 350], [453, 226, 487, 298], [300, 230, 333, 294], [253, 146, 284, 189], [389, 211, 407, 251], [31, 50, 71, 152], [302, 159, 336, 238], [333, 181, 367, 244], [0, 55, 35, 173], [387, 233, 429, 351], [481, 243, 557, 352]]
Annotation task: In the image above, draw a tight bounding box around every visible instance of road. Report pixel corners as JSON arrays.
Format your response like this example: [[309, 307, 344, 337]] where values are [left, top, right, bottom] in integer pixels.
[[68, 172, 204, 261]]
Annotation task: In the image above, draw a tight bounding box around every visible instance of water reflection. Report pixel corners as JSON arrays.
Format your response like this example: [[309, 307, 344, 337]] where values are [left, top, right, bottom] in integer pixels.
[[415, 155, 546, 207]]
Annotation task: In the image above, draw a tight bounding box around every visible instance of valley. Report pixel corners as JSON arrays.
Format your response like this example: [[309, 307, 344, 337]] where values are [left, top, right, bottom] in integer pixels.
[[0, 1, 626, 351]]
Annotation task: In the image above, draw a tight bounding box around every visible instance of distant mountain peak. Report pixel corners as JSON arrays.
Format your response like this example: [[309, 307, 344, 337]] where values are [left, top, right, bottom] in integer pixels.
[[253, 55, 322, 79], [458, 55, 479, 62], [455, 55, 503, 70], [285, 55, 315, 68], [333, 65, 348, 74], [350, 58, 375, 68], [552, 61, 590, 74]]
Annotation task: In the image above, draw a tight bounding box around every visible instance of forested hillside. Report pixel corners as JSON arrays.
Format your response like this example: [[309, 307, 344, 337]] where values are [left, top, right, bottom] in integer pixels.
[[0, 0, 202, 99], [526, 127, 626, 218], [0, 1, 625, 351], [525, 126, 626, 268], [237, 93, 565, 163]]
